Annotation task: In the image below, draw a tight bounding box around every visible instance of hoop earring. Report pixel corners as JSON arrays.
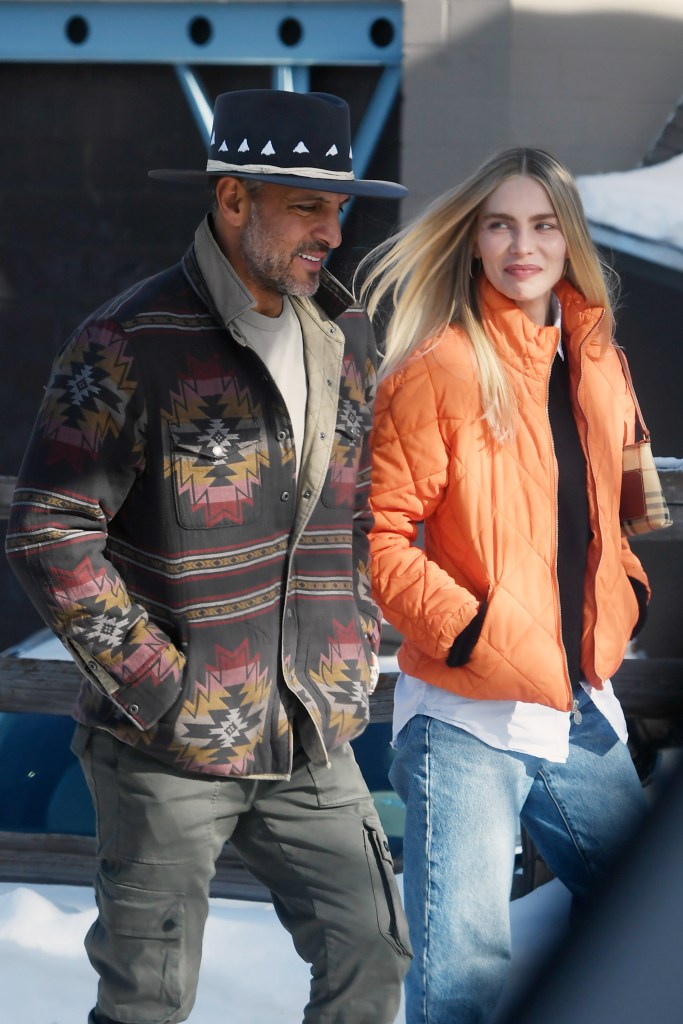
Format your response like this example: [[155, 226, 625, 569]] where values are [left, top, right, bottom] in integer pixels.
[[469, 257, 481, 279]]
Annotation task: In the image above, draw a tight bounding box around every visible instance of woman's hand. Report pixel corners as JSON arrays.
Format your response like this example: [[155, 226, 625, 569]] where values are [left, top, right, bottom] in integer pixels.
[[446, 600, 488, 667]]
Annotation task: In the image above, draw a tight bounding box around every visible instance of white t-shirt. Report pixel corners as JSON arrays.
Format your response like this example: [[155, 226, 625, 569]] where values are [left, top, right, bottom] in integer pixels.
[[233, 299, 307, 476], [392, 672, 628, 763]]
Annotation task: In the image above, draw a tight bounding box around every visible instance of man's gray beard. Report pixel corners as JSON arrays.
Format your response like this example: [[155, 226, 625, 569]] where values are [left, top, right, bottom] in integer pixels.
[[240, 203, 321, 298]]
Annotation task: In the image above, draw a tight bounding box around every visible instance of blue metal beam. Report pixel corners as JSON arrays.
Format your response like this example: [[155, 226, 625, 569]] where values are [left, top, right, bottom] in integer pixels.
[[339, 64, 402, 226], [272, 65, 311, 93], [1, 1, 404, 224], [349, 65, 402, 182], [175, 65, 213, 145], [0, 2, 402, 66]]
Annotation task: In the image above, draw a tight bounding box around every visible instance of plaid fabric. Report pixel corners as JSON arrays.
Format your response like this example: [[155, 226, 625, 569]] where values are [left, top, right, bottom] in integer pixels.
[[620, 440, 672, 536], [615, 346, 672, 537]]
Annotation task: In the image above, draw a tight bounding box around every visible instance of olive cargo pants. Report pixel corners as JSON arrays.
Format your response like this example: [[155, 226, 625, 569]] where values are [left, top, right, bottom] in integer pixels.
[[74, 726, 411, 1024]]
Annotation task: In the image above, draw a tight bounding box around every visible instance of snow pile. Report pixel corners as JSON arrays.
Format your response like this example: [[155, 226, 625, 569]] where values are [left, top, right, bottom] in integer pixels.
[[0, 886, 94, 956], [656, 456, 683, 471], [0, 877, 571, 1024], [577, 154, 683, 251]]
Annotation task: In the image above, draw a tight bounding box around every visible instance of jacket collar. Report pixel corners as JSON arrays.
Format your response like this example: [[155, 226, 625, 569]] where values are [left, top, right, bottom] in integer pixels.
[[478, 276, 606, 378], [191, 215, 257, 327], [315, 266, 356, 320]]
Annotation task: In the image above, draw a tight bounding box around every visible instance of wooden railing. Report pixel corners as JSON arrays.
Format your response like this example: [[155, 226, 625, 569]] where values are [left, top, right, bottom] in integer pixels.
[[1, 471, 682, 897]]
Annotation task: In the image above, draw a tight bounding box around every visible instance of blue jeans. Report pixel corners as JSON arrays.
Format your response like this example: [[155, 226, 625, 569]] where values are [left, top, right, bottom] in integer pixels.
[[389, 690, 646, 1024]]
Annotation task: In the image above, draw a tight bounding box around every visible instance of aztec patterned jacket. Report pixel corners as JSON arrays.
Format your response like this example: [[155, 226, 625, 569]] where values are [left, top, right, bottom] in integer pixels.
[[7, 217, 381, 778]]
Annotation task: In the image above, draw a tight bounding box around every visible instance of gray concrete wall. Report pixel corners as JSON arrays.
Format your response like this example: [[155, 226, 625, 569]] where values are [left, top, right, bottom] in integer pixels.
[[401, 0, 683, 216]]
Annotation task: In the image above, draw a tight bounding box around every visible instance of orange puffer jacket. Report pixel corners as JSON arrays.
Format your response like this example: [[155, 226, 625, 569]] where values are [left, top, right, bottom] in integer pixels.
[[370, 278, 649, 712]]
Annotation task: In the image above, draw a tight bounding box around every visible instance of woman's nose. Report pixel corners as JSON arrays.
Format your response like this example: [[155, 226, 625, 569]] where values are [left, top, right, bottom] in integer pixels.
[[510, 228, 534, 255]]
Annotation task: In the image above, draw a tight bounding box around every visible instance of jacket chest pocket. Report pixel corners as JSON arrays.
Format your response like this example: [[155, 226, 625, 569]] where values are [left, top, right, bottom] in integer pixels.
[[321, 410, 365, 509], [169, 422, 263, 529]]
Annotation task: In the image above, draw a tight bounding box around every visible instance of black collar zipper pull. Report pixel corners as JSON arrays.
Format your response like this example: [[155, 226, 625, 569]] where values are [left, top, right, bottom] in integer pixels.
[[571, 698, 583, 725]]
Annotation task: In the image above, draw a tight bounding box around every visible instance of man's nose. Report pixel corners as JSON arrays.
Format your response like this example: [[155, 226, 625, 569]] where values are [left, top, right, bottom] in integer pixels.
[[316, 210, 343, 250]]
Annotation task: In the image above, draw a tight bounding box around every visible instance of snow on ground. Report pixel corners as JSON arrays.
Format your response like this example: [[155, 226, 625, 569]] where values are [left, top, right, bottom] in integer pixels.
[[576, 152, 683, 251], [0, 875, 571, 1024]]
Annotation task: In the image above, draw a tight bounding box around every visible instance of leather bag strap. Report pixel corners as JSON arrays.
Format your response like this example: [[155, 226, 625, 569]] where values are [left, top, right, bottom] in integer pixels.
[[615, 346, 650, 441]]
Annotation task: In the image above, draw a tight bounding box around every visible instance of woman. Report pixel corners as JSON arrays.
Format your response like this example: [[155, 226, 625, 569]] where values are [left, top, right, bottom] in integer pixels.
[[359, 149, 650, 1023]]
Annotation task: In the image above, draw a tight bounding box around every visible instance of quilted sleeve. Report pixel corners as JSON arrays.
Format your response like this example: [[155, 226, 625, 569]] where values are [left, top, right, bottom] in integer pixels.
[[369, 363, 480, 661], [620, 536, 649, 595], [5, 319, 185, 730]]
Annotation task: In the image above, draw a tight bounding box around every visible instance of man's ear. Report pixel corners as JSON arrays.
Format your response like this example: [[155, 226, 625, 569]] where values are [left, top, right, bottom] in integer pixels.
[[215, 177, 251, 227]]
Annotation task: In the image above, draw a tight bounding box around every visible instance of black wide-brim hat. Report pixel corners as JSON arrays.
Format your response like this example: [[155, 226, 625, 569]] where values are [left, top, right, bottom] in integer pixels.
[[149, 89, 407, 199]]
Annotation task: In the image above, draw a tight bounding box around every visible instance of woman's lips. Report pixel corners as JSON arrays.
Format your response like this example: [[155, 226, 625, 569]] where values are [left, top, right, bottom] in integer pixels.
[[505, 264, 542, 278]]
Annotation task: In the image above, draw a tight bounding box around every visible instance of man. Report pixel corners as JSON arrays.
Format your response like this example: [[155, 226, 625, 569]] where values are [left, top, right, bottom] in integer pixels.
[[6, 89, 411, 1024]]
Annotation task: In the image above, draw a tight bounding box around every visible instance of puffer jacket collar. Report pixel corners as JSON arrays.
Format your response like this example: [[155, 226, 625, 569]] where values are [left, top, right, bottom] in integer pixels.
[[477, 276, 608, 380]]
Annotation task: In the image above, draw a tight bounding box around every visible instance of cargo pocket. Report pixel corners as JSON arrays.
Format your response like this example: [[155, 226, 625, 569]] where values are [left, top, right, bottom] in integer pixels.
[[363, 819, 413, 958], [89, 874, 186, 1017]]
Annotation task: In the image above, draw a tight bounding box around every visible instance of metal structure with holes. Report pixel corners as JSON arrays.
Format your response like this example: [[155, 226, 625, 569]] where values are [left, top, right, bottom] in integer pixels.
[[0, 1, 403, 220]]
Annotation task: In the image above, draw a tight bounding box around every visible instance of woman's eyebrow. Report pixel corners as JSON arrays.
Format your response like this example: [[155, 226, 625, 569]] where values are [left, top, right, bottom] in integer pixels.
[[481, 210, 558, 221]]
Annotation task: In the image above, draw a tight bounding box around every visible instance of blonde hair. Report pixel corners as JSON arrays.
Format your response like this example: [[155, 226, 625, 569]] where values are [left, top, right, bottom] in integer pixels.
[[357, 148, 618, 442]]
